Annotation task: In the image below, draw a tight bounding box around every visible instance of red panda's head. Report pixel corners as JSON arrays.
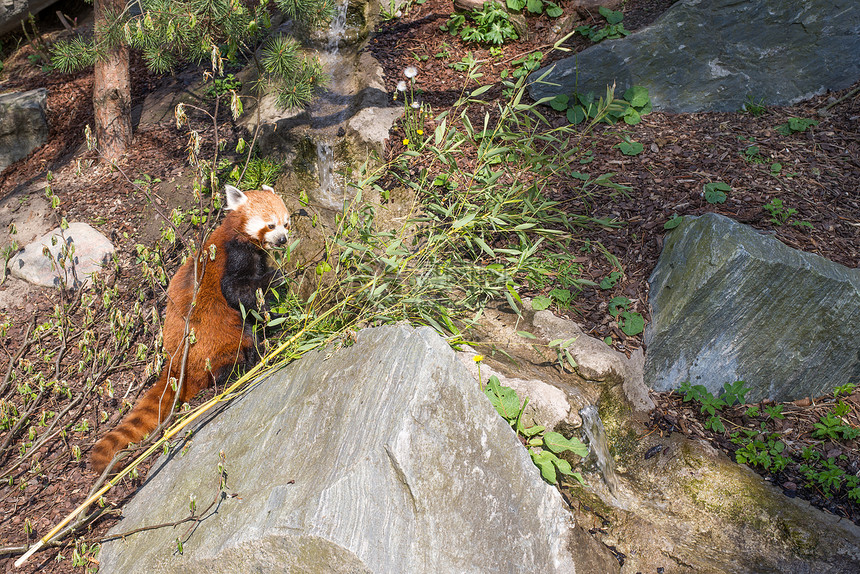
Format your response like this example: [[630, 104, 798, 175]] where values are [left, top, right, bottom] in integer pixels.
[[225, 185, 291, 248]]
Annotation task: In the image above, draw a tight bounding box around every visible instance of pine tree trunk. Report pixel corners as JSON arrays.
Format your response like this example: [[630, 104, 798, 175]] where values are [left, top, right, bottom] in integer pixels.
[[93, 0, 132, 161]]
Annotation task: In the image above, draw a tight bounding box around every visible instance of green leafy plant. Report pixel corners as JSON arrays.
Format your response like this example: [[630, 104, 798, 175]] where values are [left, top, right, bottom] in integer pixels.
[[433, 43, 453, 60], [720, 380, 751, 407], [683, 384, 859, 506], [450, 51, 479, 72], [740, 95, 767, 116], [745, 405, 761, 418], [527, 251, 584, 291], [834, 383, 856, 398], [731, 400, 790, 471], [812, 411, 859, 441], [615, 136, 643, 156], [549, 287, 573, 308], [763, 404, 785, 420], [307, 68, 618, 343], [547, 337, 578, 372], [526, 253, 582, 311], [762, 198, 811, 228], [531, 295, 551, 310], [732, 430, 790, 471], [776, 117, 818, 136], [206, 73, 242, 99], [679, 380, 750, 433], [506, 0, 563, 17], [599, 270, 622, 290], [225, 157, 284, 189], [615, 86, 652, 125], [703, 181, 730, 204], [501, 51, 543, 82], [551, 85, 651, 126], [607, 296, 644, 337], [441, 1, 518, 45], [800, 448, 859, 499], [763, 198, 796, 225], [663, 214, 683, 230], [484, 375, 588, 484], [575, 6, 629, 42], [741, 145, 765, 164]]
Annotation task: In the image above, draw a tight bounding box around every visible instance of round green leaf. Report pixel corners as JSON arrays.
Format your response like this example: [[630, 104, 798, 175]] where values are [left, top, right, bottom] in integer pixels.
[[532, 295, 552, 310], [550, 94, 569, 111], [620, 311, 645, 336], [664, 215, 683, 230], [566, 106, 585, 125]]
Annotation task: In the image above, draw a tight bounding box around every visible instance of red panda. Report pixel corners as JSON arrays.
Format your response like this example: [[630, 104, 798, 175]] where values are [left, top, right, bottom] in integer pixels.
[[91, 184, 290, 474]]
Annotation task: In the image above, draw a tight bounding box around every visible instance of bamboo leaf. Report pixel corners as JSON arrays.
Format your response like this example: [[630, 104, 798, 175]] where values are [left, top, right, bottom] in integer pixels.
[[452, 212, 477, 230]]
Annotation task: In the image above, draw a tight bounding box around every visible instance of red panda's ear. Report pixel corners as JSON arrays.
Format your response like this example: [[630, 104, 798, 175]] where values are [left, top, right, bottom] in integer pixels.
[[261, 185, 275, 194], [225, 185, 247, 211]]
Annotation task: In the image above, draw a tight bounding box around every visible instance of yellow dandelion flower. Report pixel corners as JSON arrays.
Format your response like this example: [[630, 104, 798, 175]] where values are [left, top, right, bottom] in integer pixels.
[[416, 129, 424, 135], [473, 354, 484, 363], [403, 138, 409, 145]]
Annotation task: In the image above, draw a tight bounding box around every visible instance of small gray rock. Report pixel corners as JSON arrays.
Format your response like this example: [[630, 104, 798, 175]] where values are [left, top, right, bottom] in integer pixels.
[[8, 222, 114, 288], [532, 309, 654, 412], [0, 89, 48, 172]]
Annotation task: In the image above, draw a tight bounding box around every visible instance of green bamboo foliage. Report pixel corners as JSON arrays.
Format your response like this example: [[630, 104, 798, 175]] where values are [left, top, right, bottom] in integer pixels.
[[51, 0, 333, 108], [304, 72, 622, 338]]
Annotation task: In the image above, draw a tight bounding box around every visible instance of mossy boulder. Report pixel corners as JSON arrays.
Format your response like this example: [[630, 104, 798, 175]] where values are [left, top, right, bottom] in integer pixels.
[[644, 213, 860, 402]]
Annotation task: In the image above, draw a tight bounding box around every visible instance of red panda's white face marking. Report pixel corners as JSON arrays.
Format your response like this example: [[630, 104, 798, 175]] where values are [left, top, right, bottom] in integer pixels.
[[245, 213, 290, 247], [224, 185, 291, 248]]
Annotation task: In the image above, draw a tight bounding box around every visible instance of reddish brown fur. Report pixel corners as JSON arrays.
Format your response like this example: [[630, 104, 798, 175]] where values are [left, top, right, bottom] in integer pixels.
[[91, 189, 288, 474]]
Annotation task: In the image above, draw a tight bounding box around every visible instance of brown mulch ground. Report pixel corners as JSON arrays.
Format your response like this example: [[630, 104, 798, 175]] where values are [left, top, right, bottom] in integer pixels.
[[1, 0, 859, 570]]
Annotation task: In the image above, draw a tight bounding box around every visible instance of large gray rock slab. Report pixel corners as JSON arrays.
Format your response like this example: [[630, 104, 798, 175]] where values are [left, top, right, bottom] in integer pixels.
[[0, 89, 48, 172], [529, 0, 860, 113], [8, 222, 114, 288], [98, 325, 585, 573], [644, 213, 860, 402]]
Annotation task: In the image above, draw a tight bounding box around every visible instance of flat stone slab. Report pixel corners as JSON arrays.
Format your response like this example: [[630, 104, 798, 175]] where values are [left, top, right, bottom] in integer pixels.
[[644, 213, 860, 402], [98, 325, 583, 573], [8, 222, 114, 288], [529, 0, 860, 113]]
